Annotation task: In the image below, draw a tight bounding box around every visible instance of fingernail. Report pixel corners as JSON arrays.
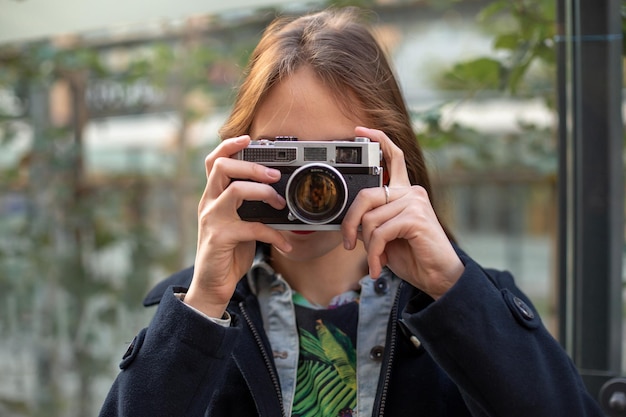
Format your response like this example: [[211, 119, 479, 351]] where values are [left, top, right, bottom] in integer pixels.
[[266, 168, 281, 179], [235, 135, 249, 144], [343, 238, 352, 250]]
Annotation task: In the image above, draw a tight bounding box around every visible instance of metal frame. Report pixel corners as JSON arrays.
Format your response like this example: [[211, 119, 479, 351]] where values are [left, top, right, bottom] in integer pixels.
[[556, 0, 624, 400]]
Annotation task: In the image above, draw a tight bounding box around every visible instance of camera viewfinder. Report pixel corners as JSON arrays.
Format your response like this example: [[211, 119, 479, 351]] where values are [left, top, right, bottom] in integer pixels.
[[335, 147, 362, 164]]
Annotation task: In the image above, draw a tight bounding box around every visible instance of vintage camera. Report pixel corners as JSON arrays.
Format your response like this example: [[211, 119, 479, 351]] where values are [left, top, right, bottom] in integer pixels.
[[232, 137, 383, 230]]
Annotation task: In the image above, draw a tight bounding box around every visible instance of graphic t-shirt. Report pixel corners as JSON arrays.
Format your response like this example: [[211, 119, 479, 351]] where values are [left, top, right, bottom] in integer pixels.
[[292, 291, 359, 417]]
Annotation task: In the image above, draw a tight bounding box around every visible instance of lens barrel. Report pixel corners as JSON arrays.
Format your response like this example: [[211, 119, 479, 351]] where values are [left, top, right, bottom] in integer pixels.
[[285, 163, 348, 224]]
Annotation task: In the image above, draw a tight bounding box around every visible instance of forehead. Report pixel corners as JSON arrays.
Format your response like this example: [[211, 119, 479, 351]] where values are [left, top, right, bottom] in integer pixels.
[[250, 66, 365, 141]]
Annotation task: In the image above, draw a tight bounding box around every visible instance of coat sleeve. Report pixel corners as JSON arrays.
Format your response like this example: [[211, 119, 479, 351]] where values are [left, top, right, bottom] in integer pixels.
[[400, 253, 605, 417], [99, 286, 241, 417]]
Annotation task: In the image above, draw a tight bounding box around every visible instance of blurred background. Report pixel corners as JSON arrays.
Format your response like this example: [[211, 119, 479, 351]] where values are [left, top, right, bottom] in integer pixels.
[[0, 0, 623, 415]]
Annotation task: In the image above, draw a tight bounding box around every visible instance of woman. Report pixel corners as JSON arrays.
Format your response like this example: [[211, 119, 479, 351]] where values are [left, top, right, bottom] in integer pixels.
[[100, 7, 603, 417]]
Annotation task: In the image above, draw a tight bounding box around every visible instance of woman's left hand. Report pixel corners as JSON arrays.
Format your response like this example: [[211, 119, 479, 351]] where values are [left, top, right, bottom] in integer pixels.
[[342, 127, 464, 300]]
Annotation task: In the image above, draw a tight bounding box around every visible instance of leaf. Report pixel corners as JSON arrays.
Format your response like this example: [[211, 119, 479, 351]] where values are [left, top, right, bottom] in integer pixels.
[[494, 33, 520, 51], [443, 57, 504, 91], [298, 328, 327, 362], [507, 59, 531, 94], [315, 320, 356, 386], [477, 0, 509, 22]]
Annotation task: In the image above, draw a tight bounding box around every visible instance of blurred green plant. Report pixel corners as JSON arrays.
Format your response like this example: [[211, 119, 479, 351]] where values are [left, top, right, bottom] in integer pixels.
[[418, 0, 625, 175], [417, 0, 559, 171], [438, 0, 556, 96], [0, 15, 258, 416]]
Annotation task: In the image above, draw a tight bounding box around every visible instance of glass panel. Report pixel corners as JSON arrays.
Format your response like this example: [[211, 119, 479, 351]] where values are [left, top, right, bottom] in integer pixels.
[[390, 0, 558, 330], [0, 0, 570, 414]]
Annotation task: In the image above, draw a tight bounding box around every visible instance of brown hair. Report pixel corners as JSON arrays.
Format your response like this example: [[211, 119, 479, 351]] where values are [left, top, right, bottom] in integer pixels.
[[220, 7, 452, 237]]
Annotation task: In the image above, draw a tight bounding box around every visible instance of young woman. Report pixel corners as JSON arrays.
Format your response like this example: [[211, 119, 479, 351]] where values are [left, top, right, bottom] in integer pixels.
[[100, 7, 603, 417]]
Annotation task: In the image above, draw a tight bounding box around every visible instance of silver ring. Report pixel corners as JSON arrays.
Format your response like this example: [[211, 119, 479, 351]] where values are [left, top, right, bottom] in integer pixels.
[[383, 185, 390, 204]]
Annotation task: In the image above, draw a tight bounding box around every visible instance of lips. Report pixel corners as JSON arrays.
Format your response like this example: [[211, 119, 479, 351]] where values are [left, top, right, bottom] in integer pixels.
[[291, 231, 315, 235]]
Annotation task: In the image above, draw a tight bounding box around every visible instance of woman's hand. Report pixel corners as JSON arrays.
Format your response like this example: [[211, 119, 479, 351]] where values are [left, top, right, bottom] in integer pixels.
[[184, 135, 292, 317], [342, 127, 464, 300]]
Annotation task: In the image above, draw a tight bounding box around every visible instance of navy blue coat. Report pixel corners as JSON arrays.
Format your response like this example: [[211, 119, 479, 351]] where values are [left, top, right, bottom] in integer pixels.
[[99, 251, 604, 416]]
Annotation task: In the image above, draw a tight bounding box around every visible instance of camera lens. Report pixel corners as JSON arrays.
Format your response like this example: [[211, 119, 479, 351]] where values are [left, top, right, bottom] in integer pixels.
[[286, 163, 347, 224]]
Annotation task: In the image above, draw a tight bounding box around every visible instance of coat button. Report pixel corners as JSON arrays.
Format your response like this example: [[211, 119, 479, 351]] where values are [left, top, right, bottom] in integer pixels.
[[374, 277, 389, 295], [397, 318, 425, 353], [369, 345, 385, 361], [513, 296, 535, 320], [122, 337, 136, 360], [119, 328, 147, 369], [501, 289, 540, 329], [409, 335, 422, 349]]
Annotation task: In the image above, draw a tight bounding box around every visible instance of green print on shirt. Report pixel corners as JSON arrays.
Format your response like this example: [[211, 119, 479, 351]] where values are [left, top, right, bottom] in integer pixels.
[[292, 319, 357, 417]]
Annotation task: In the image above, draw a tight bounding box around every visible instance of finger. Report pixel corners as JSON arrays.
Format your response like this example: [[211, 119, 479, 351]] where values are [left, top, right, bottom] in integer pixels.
[[204, 135, 251, 178], [359, 200, 404, 278], [206, 157, 282, 200], [197, 185, 291, 253], [198, 181, 285, 230], [355, 127, 410, 186], [369, 251, 388, 279], [207, 216, 292, 255], [220, 180, 286, 212], [359, 199, 404, 249], [366, 220, 401, 278], [342, 186, 401, 249], [234, 221, 293, 253]]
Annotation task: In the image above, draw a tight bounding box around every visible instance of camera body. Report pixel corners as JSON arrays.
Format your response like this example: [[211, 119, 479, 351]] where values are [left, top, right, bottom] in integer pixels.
[[232, 137, 383, 230]]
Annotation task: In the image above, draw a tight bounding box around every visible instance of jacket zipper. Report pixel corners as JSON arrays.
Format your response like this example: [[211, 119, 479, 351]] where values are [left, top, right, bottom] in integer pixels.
[[375, 281, 404, 417], [239, 301, 286, 417]]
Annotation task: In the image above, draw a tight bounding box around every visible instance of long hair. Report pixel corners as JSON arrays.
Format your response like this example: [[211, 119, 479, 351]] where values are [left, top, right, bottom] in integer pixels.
[[220, 7, 453, 238]]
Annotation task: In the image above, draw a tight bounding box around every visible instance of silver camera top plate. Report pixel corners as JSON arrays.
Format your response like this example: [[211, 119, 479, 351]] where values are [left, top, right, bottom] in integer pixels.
[[232, 137, 381, 167]]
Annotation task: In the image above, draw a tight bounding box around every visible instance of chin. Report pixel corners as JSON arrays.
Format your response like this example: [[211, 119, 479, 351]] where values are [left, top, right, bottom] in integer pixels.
[[276, 230, 344, 260]]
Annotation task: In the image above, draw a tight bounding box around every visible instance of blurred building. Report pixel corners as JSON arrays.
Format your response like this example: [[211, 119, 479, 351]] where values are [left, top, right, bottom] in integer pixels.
[[0, 0, 606, 415]]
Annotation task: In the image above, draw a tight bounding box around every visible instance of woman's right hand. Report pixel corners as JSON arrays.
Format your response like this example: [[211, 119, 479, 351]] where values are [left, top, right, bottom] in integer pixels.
[[183, 135, 292, 318]]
